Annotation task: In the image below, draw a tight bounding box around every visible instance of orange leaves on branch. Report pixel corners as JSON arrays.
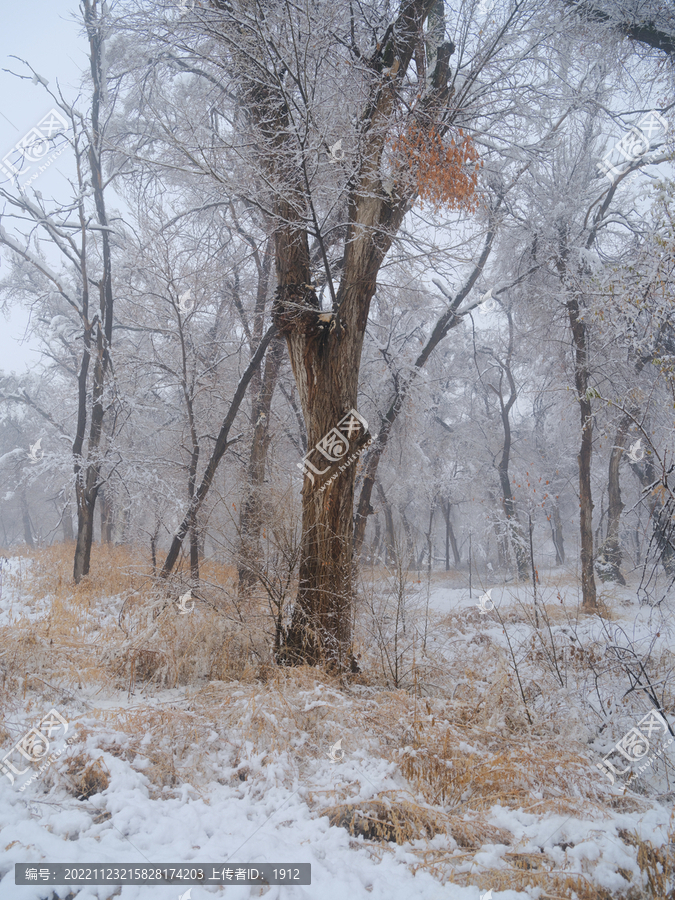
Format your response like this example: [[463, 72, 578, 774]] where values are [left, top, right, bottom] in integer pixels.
[[391, 123, 481, 212]]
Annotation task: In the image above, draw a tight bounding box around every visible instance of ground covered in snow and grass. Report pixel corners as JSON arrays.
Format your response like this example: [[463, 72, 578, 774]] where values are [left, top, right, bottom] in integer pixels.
[[0, 545, 674, 899]]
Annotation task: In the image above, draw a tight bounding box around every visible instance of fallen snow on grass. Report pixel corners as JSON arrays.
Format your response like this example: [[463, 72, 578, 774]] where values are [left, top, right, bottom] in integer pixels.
[[0, 555, 673, 899]]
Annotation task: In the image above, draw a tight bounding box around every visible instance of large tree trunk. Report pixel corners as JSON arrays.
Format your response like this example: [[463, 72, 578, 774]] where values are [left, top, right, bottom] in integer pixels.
[[567, 295, 597, 610], [597, 415, 631, 584], [244, 0, 462, 667], [273, 275, 374, 668]]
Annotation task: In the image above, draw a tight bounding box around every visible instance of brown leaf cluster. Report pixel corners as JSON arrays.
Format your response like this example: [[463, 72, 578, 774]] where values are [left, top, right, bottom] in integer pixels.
[[392, 124, 482, 212]]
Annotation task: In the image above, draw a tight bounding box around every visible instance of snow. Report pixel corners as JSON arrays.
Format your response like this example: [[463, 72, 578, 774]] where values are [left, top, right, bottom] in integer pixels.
[[0, 561, 673, 899]]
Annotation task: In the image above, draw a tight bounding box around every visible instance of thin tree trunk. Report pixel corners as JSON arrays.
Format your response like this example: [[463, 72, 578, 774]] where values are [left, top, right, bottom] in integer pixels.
[[597, 415, 630, 584], [441, 499, 461, 568], [630, 455, 675, 576], [160, 325, 278, 578], [567, 295, 597, 610], [353, 225, 502, 558], [73, 328, 106, 583], [400, 508, 416, 571], [189, 510, 200, 583], [370, 515, 381, 567], [20, 487, 34, 548], [448, 514, 460, 567], [425, 500, 436, 580], [377, 482, 398, 568], [550, 504, 565, 565], [488, 310, 529, 580], [442, 500, 450, 570], [237, 335, 285, 593], [62, 502, 74, 543], [494, 519, 508, 571], [99, 488, 113, 544], [73, 2, 115, 584]]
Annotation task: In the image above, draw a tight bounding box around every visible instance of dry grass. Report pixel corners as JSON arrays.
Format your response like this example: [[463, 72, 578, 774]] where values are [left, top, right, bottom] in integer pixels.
[[62, 752, 111, 800], [2, 545, 674, 898]]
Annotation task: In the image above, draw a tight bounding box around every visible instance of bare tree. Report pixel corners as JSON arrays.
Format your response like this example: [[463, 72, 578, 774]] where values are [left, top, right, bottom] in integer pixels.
[[0, 0, 120, 583]]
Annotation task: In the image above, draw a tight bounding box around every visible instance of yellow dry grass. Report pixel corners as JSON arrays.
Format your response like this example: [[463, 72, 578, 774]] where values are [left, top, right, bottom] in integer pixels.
[[2, 545, 673, 898]]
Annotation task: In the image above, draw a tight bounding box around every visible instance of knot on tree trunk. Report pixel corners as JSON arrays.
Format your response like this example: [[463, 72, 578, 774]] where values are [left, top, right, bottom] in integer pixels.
[[272, 283, 344, 339]]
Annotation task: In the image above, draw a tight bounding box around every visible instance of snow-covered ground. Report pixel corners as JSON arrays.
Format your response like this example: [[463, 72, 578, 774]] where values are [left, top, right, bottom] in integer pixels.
[[1, 553, 673, 899]]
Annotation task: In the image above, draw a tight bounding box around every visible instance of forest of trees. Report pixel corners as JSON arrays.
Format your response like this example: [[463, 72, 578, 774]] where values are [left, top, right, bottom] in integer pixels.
[[1, 0, 674, 670]]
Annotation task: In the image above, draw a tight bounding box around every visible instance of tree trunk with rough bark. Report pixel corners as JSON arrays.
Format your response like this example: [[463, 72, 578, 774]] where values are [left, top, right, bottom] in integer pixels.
[[232, 0, 468, 667], [273, 274, 373, 668]]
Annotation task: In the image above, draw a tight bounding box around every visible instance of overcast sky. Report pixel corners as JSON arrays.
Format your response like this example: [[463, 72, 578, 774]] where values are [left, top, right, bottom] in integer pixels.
[[0, 0, 83, 374]]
